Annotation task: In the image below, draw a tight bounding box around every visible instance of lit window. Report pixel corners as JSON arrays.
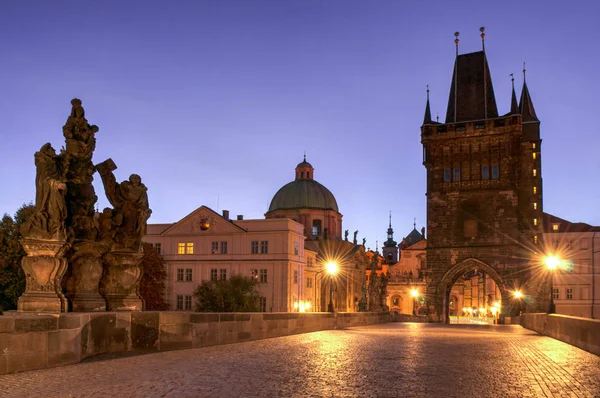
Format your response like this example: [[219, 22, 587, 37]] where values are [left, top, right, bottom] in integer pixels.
[[444, 169, 451, 182], [552, 288, 559, 300], [185, 242, 194, 254], [294, 242, 299, 256], [260, 240, 268, 254], [184, 295, 192, 310], [176, 295, 183, 310], [533, 169, 537, 177], [533, 203, 537, 210], [185, 269, 192, 282], [177, 268, 184, 281], [481, 165, 489, 180], [566, 288, 573, 300], [220, 269, 227, 281], [293, 270, 298, 284], [260, 269, 268, 283], [259, 297, 267, 312], [178, 243, 185, 255], [533, 218, 537, 226], [491, 164, 499, 179], [532, 153, 537, 160], [552, 224, 559, 231], [250, 269, 259, 281], [534, 235, 538, 244], [453, 167, 460, 182], [211, 241, 218, 254], [220, 241, 228, 254], [210, 269, 218, 281], [533, 186, 537, 195], [532, 143, 536, 149]]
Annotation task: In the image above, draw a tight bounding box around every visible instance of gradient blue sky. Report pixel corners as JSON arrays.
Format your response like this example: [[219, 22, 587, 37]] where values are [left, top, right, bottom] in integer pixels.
[[1, 1, 599, 249]]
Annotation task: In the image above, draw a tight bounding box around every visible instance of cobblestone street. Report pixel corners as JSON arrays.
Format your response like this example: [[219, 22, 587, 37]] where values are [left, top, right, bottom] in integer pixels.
[[0, 323, 599, 398]]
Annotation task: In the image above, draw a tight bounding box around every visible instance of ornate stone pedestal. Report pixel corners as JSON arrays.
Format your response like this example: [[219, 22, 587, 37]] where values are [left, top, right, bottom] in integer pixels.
[[67, 241, 108, 312], [18, 239, 69, 313], [101, 251, 144, 311]]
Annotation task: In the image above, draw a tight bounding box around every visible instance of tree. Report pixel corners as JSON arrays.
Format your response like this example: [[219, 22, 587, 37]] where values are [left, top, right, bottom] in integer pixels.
[[0, 203, 35, 313], [194, 274, 261, 312], [139, 243, 169, 310]]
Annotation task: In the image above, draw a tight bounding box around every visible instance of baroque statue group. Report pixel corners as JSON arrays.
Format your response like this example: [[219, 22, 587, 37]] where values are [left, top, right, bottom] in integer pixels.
[[18, 99, 151, 312]]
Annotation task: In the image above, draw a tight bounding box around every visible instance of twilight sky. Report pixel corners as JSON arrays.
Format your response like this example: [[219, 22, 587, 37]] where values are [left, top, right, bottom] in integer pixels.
[[1, 1, 599, 249]]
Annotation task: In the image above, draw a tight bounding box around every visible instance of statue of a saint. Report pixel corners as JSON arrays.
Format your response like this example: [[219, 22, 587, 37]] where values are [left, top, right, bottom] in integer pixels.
[[344, 230, 349, 241], [353, 230, 358, 244], [21, 143, 67, 240]]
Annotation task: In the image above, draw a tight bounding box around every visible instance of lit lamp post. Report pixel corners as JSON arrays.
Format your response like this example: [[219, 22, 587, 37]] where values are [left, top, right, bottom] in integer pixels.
[[411, 288, 419, 316], [544, 255, 561, 314], [513, 290, 523, 316], [326, 261, 338, 313]]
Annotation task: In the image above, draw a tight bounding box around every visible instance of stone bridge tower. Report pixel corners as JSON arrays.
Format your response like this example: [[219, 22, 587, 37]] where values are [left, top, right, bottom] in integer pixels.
[[421, 30, 544, 322]]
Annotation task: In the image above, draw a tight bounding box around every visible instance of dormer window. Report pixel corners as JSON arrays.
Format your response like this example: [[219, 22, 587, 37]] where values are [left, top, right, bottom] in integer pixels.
[[552, 224, 559, 231]]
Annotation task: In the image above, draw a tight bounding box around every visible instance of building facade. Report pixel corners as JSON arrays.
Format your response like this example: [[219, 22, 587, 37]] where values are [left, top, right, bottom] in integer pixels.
[[421, 34, 544, 321]]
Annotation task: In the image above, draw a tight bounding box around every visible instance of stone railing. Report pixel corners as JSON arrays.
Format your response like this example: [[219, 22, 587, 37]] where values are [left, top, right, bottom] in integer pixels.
[[520, 313, 600, 356], [0, 311, 390, 375]]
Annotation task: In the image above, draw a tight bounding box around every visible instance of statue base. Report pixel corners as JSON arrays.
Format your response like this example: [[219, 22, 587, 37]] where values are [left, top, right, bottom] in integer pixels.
[[102, 251, 144, 311], [67, 241, 108, 312], [18, 239, 69, 313]]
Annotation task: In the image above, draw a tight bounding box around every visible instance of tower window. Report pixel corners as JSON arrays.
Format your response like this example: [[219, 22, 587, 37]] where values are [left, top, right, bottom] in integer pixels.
[[312, 220, 322, 236], [532, 143, 536, 149], [533, 218, 537, 226], [491, 164, 499, 179], [533, 169, 537, 177], [534, 235, 538, 244], [533, 186, 537, 195], [444, 169, 451, 182], [481, 165, 489, 180], [532, 153, 537, 160], [301, 171, 304, 178], [453, 167, 460, 182], [533, 202, 537, 210]]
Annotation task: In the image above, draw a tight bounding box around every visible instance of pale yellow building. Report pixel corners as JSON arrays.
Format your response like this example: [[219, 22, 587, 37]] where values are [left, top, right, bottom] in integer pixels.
[[144, 206, 320, 312]]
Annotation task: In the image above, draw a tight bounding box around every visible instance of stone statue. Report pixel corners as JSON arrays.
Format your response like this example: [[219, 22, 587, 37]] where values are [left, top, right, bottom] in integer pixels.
[[358, 283, 367, 312], [344, 230, 349, 241], [97, 207, 123, 246], [97, 159, 152, 250], [353, 230, 358, 244], [21, 143, 67, 240], [362, 238, 366, 247], [379, 272, 389, 311]]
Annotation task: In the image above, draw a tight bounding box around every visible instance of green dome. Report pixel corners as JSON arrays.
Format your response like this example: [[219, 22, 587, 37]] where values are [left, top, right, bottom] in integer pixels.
[[268, 179, 339, 213]]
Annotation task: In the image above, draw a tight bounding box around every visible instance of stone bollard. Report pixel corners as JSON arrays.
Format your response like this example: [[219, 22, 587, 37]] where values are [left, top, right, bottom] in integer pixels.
[[101, 251, 144, 311], [66, 241, 108, 312], [18, 239, 69, 312]]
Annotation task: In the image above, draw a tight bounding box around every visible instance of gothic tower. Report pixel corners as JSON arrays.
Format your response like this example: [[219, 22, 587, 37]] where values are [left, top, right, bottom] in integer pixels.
[[421, 30, 543, 322], [382, 213, 398, 264]]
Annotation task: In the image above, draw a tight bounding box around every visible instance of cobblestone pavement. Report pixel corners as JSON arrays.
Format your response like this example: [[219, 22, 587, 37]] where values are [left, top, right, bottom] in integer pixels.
[[1, 323, 599, 398]]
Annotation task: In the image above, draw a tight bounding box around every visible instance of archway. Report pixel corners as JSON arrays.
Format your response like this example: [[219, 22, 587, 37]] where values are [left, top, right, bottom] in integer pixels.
[[438, 258, 507, 324]]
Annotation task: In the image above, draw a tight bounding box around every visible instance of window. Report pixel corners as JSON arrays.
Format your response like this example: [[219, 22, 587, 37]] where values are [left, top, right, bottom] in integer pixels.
[[260, 269, 268, 283], [185, 242, 194, 254], [552, 224, 559, 231], [552, 288, 560, 300], [532, 152, 537, 160], [210, 269, 218, 281], [178, 243, 185, 255], [444, 168, 451, 182], [533, 169, 537, 177], [176, 295, 183, 310], [481, 165, 489, 180], [154, 243, 161, 254], [251, 241, 259, 254], [307, 257, 313, 267], [453, 167, 460, 182], [533, 202, 537, 210], [580, 238, 589, 250], [566, 288, 573, 300], [294, 242, 299, 256], [260, 240, 268, 254], [220, 268, 227, 281], [251, 269, 259, 281], [307, 277, 313, 288], [533, 186, 537, 195], [177, 268, 184, 281], [211, 242, 219, 254], [491, 164, 499, 179], [293, 270, 298, 284], [533, 218, 537, 226], [259, 297, 267, 312], [184, 295, 192, 310], [532, 143, 536, 149], [185, 268, 192, 282], [301, 171, 304, 178], [312, 220, 322, 236], [534, 235, 538, 244], [220, 241, 228, 254]]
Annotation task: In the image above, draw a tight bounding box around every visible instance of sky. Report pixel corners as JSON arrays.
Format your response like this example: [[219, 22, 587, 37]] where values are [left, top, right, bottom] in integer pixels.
[[1, 1, 599, 250]]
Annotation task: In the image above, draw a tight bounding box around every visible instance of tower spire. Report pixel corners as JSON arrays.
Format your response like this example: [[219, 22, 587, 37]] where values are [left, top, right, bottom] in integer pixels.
[[423, 85, 432, 124], [480, 26, 486, 52], [519, 63, 538, 122], [389, 211, 392, 228], [453, 31, 459, 123], [510, 73, 519, 114], [481, 27, 488, 119]]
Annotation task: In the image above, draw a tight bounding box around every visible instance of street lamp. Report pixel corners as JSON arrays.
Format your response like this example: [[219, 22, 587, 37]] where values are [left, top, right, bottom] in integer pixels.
[[326, 261, 338, 313], [410, 288, 419, 316], [544, 255, 561, 314]]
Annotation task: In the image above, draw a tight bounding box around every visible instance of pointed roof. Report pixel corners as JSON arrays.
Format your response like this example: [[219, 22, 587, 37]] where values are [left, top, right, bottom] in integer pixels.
[[510, 77, 519, 115], [423, 86, 432, 124], [445, 51, 498, 123], [519, 80, 538, 122]]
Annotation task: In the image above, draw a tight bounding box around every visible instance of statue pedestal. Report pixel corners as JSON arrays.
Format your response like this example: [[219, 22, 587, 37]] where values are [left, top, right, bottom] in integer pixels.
[[67, 241, 108, 312], [102, 251, 144, 311], [18, 239, 69, 313]]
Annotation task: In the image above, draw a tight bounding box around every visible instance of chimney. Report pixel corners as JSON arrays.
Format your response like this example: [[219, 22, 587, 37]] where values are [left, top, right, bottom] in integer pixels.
[[222, 210, 229, 220], [237, 215, 244, 220]]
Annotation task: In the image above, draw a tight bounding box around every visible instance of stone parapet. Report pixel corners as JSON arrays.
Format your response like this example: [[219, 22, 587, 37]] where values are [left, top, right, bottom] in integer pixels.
[[0, 311, 391, 375]]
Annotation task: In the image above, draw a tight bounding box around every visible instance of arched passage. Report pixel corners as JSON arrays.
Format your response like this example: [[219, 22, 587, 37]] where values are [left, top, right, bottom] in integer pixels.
[[438, 258, 507, 324]]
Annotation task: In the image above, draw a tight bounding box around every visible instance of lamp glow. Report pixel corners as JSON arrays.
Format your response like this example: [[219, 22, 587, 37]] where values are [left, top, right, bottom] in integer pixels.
[[325, 261, 338, 275], [513, 291, 523, 299], [544, 256, 560, 270], [410, 289, 419, 297]]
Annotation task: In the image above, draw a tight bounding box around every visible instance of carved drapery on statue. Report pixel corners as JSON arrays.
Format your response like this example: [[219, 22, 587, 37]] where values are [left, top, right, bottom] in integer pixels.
[[18, 98, 151, 312]]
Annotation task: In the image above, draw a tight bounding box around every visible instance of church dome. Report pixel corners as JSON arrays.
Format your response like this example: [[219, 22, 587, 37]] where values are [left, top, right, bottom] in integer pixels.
[[268, 156, 339, 213]]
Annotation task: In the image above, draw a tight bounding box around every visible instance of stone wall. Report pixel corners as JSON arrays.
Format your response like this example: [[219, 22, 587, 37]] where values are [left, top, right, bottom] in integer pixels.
[[0, 311, 390, 375], [520, 313, 600, 356]]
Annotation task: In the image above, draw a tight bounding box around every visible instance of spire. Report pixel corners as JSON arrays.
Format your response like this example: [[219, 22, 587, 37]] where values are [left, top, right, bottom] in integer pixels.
[[519, 64, 538, 122], [510, 73, 519, 115], [384, 211, 396, 248], [389, 211, 392, 228], [423, 85, 432, 124]]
